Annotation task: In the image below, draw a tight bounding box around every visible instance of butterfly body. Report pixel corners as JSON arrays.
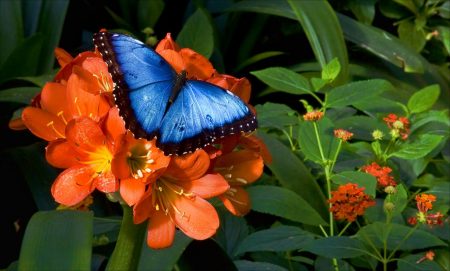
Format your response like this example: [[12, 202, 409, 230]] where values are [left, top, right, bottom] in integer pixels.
[[93, 32, 257, 155]]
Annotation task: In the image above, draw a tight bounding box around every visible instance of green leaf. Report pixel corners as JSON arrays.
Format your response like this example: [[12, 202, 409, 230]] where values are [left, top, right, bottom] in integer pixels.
[[437, 26, 450, 55], [18, 210, 93, 271], [298, 117, 340, 163], [397, 253, 442, 271], [137, 0, 165, 29], [388, 184, 408, 216], [176, 8, 214, 59], [331, 171, 377, 198], [16, 70, 57, 87], [248, 185, 328, 226], [0, 87, 41, 104], [407, 84, 441, 114], [93, 217, 121, 245], [427, 182, 450, 207], [390, 134, 444, 159], [356, 222, 447, 251], [251, 67, 312, 95], [321, 57, 341, 82], [325, 79, 392, 108], [304, 236, 368, 259], [234, 260, 288, 271], [0, 34, 45, 83], [353, 97, 405, 117], [286, 0, 349, 84], [438, 1, 450, 18], [257, 132, 328, 217], [36, 0, 70, 73], [311, 77, 329, 91], [255, 102, 298, 130], [347, 0, 377, 25], [214, 208, 249, 258], [411, 110, 450, 134], [235, 226, 314, 255], [398, 20, 426, 53], [334, 116, 388, 141], [0, 0, 23, 66], [137, 231, 192, 271]]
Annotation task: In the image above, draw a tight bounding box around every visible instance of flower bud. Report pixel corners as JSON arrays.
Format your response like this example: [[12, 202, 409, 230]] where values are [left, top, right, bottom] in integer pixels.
[[384, 185, 397, 194], [372, 129, 384, 140], [384, 202, 395, 212], [390, 129, 400, 139]]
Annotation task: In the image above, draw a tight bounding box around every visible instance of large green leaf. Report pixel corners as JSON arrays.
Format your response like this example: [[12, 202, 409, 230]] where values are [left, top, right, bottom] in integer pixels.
[[325, 79, 392, 108], [389, 134, 444, 159], [331, 171, 377, 197], [407, 84, 441, 114], [0, 0, 23, 67], [214, 208, 249, 258], [18, 210, 93, 271], [176, 8, 214, 59], [251, 67, 312, 95], [235, 226, 314, 255], [0, 87, 41, 104], [229, 0, 348, 84], [304, 236, 369, 259], [398, 20, 426, 53], [257, 132, 328, 217], [137, 231, 192, 271], [356, 222, 447, 250], [234, 260, 288, 271], [334, 115, 388, 141], [248, 185, 327, 226], [255, 102, 298, 130], [137, 0, 165, 29]]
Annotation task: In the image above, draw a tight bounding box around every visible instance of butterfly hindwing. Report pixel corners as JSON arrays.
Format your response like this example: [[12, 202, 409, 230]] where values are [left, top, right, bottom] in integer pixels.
[[94, 32, 175, 138], [158, 80, 257, 155]]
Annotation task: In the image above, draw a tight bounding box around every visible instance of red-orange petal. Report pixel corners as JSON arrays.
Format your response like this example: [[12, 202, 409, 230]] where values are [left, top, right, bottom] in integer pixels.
[[147, 210, 176, 249], [155, 33, 180, 52], [22, 107, 66, 141], [40, 82, 71, 121], [230, 78, 251, 103], [165, 149, 210, 181], [133, 189, 153, 224], [8, 117, 26, 130], [54, 51, 99, 82], [216, 150, 263, 184], [54, 48, 73, 68], [66, 73, 110, 121], [95, 170, 118, 193], [72, 65, 102, 95], [51, 165, 96, 206], [120, 178, 146, 206], [46, 139, 79, 168], [240, 135, 272, 164], [184, 173, 229, 199], [220, 187, 251, 216], [65, 117, 106, 151], [104, 107, 126, 146], [179, 48, 215, 80], [159, 49, 185, 74], [172, 195, 219, 240]]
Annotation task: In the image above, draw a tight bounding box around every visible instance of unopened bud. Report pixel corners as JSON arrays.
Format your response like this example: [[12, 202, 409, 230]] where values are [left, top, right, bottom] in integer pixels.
[[393, 120, 404, 129], [384, 185, 397, 194], [390, 129, 400, 139], [372, 129, 384, 140], [384, 202, 395, 212]]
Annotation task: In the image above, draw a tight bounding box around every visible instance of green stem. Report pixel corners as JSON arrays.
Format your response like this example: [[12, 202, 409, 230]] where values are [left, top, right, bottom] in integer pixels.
[[319, 225, 329, 237], [329, 140, 342, 174], [106, 204, 147, 271], [313, 122, 326, 162], [338, 221, 352, 236]]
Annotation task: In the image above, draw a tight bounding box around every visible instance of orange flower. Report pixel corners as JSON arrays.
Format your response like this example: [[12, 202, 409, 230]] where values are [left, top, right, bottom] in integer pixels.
[[383, 113, 410, 140], [411, 193, 445, 226], [328, 183, 375, 222], [303, 110, 324, 121], [416, 250, 435, 263], [50, 113, 121, 206], [334, 129, 353, 142], [361, 162, 397, 188], [415, 193, 436, 213], [112, 133, 170, 206], [133, 150, 229, 249]]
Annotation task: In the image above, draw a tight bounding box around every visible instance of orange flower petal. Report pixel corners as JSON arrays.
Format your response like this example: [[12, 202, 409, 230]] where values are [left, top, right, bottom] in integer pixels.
[[8, 117, 26, 130], [240, 135, 272, 164], [216, 150, 263, 184], [179, 48, 215, 80], [51, 165, 96, 206], [133, 189, 153, 224], [46, 139, 79, 168], [159, 49, 185, 74], [230, 77, 251, 103], [72, 65, 102, 95], [165, 150, 210, 180], [22, 107, 66, 141], [95, 170, 118, 193], [66, 73, 110, 121], [54, 51, 99, 82], [111, 150, 131, 179], [104, 107, 126, 146], [155, 33, 180, 52], [40, 82, 71, 121], [185, 173, 229, 199], [220, 187, 251, 216], [147, 210, 176, 249], [54, 48, 73, 68], [65, 117, 106, 151], [120, 178, 146, 206], [172, 195, 219, 240]]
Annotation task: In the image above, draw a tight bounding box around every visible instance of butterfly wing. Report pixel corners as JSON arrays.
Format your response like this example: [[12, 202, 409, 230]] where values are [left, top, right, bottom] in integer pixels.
[[93, 32, 176, 139], [158, 80, 257, 155]]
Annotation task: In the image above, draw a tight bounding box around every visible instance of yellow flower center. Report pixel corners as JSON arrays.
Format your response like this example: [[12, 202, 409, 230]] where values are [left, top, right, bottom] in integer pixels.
[[151, 178, 195, 218], [81, 145, 113, 176], [126, 142, 155, 179]]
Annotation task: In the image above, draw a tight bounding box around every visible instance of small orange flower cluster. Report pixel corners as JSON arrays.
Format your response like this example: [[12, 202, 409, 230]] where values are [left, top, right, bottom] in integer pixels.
[[383, 113, 410, 140], [334, 129, 353, 142], [361, 162, 397, 188], [15, 33, 270, 249], [408, 193, 445, 226], [416, 250, 435, 264], [328, 183, 375, 222], [303, 110, 324, 121]]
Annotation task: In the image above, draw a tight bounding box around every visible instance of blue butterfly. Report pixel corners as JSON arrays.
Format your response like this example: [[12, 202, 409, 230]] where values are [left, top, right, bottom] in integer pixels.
[[93, 31, 257, 156]]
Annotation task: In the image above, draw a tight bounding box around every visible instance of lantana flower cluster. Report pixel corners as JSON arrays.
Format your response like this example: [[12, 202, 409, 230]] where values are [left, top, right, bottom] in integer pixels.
[[408, 193, 445, 226], [383, 113, 410, 140], [361, 162, 397, 188], [328, 183, 375, 222], [14, 33, 270, 249]]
